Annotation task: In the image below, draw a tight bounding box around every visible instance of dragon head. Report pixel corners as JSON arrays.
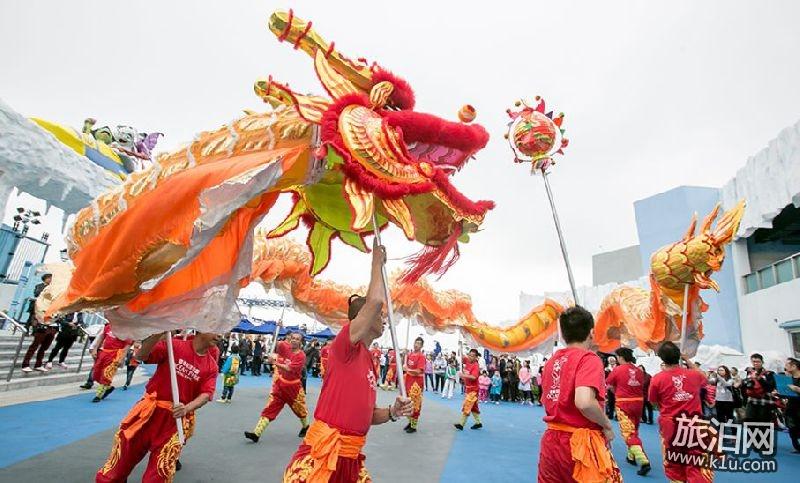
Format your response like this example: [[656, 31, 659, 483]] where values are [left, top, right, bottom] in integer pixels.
[[651, 200, 745, 293], [254, 10, 494, 281]]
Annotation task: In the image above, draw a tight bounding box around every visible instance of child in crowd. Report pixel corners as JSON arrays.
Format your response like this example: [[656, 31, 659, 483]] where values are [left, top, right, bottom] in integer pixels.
[[478, 370, 491, 403], [442, 359, 458, 399], [490, 370, 502, 404], [218, 351, 241, 403]]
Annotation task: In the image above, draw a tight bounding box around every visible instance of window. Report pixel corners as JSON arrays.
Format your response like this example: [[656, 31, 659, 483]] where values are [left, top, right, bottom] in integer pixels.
[[745, 273, 760, 293], [759, 267, 776, 289], [776, 259, 794, 284], [792, 331, 800, 359]]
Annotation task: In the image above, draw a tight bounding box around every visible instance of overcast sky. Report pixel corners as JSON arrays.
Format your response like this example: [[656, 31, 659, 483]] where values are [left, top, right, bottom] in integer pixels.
[[2, 0, 800, 329]]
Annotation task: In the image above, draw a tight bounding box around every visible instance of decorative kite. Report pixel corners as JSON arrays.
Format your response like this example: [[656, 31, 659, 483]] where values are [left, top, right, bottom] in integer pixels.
[[593, 201, 745, 357], [48, 10, 494, 341]]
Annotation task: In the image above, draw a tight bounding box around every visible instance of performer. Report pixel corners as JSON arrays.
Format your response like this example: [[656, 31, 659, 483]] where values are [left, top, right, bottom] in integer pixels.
[[538, 306, 620, 483], [245, 332, 310, 442], [370, 342, 382, 379], [383, 348, 397, 390], [319, 340, 330, 378], [606, 347, 650, 476], [95, 331, 219, 483], [91, 322, 133, 402], [403, 337, 426, 433], [648, 341, 713, 483], [454, 348, 483, 430], [283, 240, 412, 482]]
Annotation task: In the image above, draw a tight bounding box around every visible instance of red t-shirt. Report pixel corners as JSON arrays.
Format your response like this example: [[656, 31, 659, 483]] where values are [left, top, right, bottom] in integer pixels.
[[275, 341, 305, 382], [144, 339, 218, 404], [405, 351, 426, 380], [314, 324, 378, 436], [462, 360, 480, 390], [542, 347, 605, 430], [370, 347, 381, 367], [606, 363, 645, 399], [648, 367, 706, 425], [102, 324, 132, 351]]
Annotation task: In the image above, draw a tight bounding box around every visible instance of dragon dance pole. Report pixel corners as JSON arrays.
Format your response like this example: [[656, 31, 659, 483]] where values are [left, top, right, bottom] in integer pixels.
[[541, 170, 579, 305], [679, 283, 690, 353], [271, 306, 285, 355], [371, 211, 407, 397], [165, 331, 186, 446]]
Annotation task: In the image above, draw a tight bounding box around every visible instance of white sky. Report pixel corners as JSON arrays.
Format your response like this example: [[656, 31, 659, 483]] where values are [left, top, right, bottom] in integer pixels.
[[2, 0, 800, 336]]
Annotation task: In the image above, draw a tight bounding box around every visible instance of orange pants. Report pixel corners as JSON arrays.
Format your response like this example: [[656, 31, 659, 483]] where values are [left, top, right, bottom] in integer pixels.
[[262, 378, 308, 421], [284, 444, 370, 482], [462, 388, 480, 415], [385, 366, 396, 386], [537, 427, 621, 483], [93, 348, 126, 386], [660, 421, 714, 483], [96, 405, 194, 483]]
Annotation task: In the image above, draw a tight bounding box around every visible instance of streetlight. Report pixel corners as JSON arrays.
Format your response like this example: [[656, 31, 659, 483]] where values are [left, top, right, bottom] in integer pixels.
[[12, 207, 42, 237]]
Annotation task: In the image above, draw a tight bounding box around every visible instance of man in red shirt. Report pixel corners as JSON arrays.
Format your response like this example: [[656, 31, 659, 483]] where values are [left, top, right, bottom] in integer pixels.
[[283, 240, 412, 482], [95, 331, 219, 482], [538, 306, 620, 483], [403, 337, 426, 433], [245, 332, 309, 442], [606, 347, 650, 475], [91, 322, 133, 403], [455, 348, 483, 431], [648, 341, 713, 483], [370, 342, 382, 379], [383, 348, 397, 390]]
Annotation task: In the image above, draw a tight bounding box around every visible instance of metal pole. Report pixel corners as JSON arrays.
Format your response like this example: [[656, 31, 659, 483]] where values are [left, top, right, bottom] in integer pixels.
[[541, 171, 579, 305], [679, 284, 690, 353], [371, 211, 407, 397], [165, 332, 186, 446], [76, 332, 91, 374], [405, 318, 412, 350], [6, 331, 25, 382]]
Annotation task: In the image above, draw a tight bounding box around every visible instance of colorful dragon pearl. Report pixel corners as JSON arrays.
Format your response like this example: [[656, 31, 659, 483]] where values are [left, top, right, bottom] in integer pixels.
[[506, 97, 568, 172]]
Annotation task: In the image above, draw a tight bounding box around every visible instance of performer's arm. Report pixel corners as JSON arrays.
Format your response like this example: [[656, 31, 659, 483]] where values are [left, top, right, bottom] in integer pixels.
[[575, 386, 615, 442], [91, 331, 106, 358], [136, 332, 165, 361], [172, 393, 211, 419], [350, 240, 386, 345], [371, 395, 413, 425]]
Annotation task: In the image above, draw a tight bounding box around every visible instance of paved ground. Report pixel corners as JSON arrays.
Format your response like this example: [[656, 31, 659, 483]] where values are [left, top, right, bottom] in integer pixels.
[[0, 372, 798, 482]]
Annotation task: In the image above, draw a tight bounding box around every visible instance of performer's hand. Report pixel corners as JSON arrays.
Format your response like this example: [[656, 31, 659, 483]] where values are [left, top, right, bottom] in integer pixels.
[[90, 349, 98, 359], [372, 239, 386, 266], [172, 403, 189, 419], [393, 396, 413, 417], [602, 426, 615, 443]]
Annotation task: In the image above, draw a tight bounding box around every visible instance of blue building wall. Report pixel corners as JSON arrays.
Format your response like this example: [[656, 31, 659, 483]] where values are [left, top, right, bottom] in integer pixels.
[[633, 186, 742, 351]]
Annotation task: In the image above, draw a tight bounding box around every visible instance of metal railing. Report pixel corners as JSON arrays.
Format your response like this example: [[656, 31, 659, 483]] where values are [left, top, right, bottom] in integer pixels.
[[75, 325, 92, 374], [743, 251, 800, 294], [1, 310, 28, 382]]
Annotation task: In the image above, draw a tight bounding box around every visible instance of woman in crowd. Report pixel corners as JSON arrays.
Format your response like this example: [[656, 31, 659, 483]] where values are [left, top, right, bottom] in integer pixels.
[[424, 354, 435, 392], [714, 365, 736, 422], [518, 360, 533, 405], [442, 359, 458, 399], [433, 353, 447, 393]]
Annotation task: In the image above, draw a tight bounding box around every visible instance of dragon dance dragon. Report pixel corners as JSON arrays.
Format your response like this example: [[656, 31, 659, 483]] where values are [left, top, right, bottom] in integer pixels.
[[48, 10, 495, 340]]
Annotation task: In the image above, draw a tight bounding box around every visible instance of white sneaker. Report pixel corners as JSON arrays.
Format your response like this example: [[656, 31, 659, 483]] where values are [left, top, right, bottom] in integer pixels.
[[45, 362, 53, 370], [34, 366, 48, 372], [58, 362, 69, 369], [21, 366, 33, 373]]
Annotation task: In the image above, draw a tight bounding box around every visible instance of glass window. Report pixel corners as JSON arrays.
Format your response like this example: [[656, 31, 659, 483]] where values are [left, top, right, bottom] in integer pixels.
[[795, 255, 800, 278], [792, 331, 800, 359], [777, 259, 794, 284], [759, 267, 776, 289], [745, 273, 760, 293]]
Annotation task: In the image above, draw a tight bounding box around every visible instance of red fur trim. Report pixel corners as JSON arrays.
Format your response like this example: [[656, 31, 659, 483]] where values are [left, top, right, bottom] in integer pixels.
[[399, 224, 462, 284], [382, 110, 489, 154], [431, 170, 495, 216], [278, 9, 294, 42], [294, 20, 312, 49], [372, 69, 415, 110]]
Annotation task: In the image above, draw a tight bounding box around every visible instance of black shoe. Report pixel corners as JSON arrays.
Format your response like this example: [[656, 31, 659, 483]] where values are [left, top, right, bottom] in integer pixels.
[[637, 464, 651, 476], [80, 383, 93, 390], [625, 456, 636, 466], [454, 423, 464, 431], [298, 426, 308, 438], [403, 423, 411, 431], [92, 396, 101, 403], [470, 423, 483, 430], [244, 431, 259, 443], [175, 459, 182, 472], [405, 427, 417, 433], [101, 386, 115, 400], [122, 385, 128, 391]]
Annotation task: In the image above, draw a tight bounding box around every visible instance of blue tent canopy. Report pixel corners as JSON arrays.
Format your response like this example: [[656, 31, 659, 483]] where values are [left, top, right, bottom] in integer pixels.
[[309, 327, 336, 340], [232, 318, 306, 336]]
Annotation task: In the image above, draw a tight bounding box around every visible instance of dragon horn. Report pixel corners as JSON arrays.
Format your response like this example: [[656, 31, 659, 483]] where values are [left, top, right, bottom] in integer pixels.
[[699, 203, 721, 234], [681, 213, 698, 242], [710, 199, 746, 246], [268, 10, 373, 92]]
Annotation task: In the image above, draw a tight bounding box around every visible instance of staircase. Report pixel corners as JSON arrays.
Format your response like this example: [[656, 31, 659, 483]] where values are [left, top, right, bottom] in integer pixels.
[[0, 333, 93, 392]]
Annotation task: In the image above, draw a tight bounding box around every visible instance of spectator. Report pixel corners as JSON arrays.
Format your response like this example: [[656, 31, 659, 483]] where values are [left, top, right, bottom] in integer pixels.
[[639, 364, 653, 424], [713, 365, 735, 423], [604, 355, 618, 419], [490, 370, 502, 404], [532, 366, 543, 406], [25, 273, 50, 331], [433, 353, 447, 393], [238, 336, 252, 375], [442, 359, 457, 399], [784, 357, 800, 453], [518, 360, 533, 405], [252, 336, 263, 376], [45, 312, 84, 369], [424, 354, 435, 392], [478, 370, 491, 403], [508, 360, 520, 402], [218, 350, 242, 403], [743, 353, 777, 424], [730, 367, 745, 421], [305, 340, 320, 378], [488, 355, 498, 375], [20, 312, 58, 373], [122, 343, 140, 390]]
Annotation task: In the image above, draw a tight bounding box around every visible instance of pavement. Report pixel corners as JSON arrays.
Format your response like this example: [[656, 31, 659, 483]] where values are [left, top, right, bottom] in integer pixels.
[[0, 373, 798, 482]]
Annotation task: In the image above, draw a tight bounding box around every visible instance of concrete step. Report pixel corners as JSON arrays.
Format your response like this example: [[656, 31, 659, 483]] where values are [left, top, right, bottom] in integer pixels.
[[0, 369, 92, 392], [0, 353, 89, 370]]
